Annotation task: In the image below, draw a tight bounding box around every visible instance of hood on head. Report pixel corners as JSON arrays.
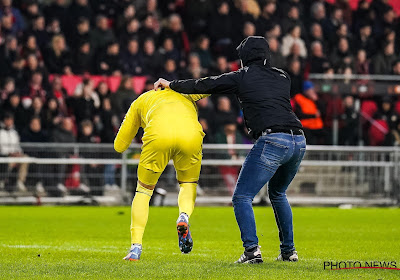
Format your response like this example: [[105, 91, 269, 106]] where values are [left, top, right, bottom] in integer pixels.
[[236, 36, 271, 67]]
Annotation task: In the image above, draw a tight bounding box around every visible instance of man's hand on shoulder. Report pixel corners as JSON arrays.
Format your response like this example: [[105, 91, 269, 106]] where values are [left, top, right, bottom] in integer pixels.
[[154, 78, 171, 90]]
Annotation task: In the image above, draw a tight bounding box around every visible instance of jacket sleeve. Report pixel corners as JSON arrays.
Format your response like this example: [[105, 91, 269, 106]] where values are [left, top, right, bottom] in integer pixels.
[[170, 71, 240, 95], [114, 100, 141, 153]]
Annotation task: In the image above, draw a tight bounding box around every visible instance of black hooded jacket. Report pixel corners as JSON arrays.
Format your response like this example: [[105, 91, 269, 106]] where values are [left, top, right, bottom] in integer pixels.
[[170, 36, 302, 139]]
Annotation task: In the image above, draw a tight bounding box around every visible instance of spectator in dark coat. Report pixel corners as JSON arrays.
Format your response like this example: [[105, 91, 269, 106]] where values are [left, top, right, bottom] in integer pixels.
[[209, 56, 230, 76], [115, 4, 136, 33], [308, 23, 325, 50], [24, 96, 46, 127], [111, 76, 136, 119], [67, 0, 93, 33], [280, 5, 306, 39], [96, 41, 122, 76], [70, 81, 97, 124], [287, 59, 303, 97], [29, 15, 49, 52], [97, 97, 117, 143], [0, 35, 20, 78], [0, 77, 16, 104], [339, 96, 359, 145], [354, 24, 377, 58], [45, 18, 62, 39], [119, 18, 140, 46], [373, 42, 398, 74], [142, 38, 163, 76], [257, 1, 278, 35], [69, 17, 91, 48], [354, 49, 370, 74], [158, 59, 178, 81], [21, 116, 48, 143], [121, 38, 144, 76], [22, 54, 49, 88], [1, 93, 25, 132], [95, 81, 111, 104], [309, 41, 330, 73], [159, 13, 188, 54], [208, 1, 234, 58], [90, 14, 116, 51], [43, 98, 63, 131], [44, 0, 68, 31], [49, 76, 68, 116], [138, 13, 158, 43], [21, 71, 48, 105], [322, 7, 343, 40], [269, 37, 286, 69], [215, 96, 237, 132], [72, 41, 94, 74], [193, 35, 213, 69], [20, 35, 42, 61], [20, 116, 48, 192], [44, 35, 72, 75], [330, 37, 353, 71], [49, 117, 75, 195], [158, 37, 180, 64], [374, 96, 400, 131]]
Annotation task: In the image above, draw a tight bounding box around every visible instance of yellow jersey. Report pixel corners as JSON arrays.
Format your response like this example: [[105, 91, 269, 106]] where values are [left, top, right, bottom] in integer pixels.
[[114, 88, 209, 153]]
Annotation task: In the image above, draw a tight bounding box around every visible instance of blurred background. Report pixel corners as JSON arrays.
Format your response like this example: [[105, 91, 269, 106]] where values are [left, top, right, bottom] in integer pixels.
[[0, 0, 400, 206]]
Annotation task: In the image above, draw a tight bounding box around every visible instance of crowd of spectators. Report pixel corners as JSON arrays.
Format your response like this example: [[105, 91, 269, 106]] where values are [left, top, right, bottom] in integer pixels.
[[1, 0, 400, 154]]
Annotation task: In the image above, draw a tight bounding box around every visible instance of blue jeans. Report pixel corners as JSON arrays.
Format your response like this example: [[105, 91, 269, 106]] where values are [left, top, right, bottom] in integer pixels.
[[232, 132, 306, 253]]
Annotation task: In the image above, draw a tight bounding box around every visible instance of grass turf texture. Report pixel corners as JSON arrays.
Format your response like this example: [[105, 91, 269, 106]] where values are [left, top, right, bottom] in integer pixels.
[[0, 206, 399, 279]]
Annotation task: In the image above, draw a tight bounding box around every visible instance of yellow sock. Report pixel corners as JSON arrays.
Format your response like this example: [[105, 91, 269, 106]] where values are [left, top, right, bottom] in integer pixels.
[[131, 183, 153, 244], [178, 183, 197, 217]]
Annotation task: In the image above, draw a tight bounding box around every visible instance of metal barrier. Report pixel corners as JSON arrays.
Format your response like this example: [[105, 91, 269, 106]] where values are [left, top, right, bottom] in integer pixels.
[[0, 143, 399, 204]]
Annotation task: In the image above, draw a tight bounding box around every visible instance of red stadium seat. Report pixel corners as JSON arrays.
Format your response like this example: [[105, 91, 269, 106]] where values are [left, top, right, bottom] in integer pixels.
[[108, 76, 122, 92], [89, 76, 105, 89], [361, 100, 378, 119], [368, 119, 389, 146], [49, 75, 148, 96], [395, 100, 400, 115], [132, 76, 147, 94]]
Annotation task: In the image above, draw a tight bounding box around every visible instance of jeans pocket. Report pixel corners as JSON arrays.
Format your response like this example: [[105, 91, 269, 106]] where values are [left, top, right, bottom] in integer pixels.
[[261, 140, 289, 165]]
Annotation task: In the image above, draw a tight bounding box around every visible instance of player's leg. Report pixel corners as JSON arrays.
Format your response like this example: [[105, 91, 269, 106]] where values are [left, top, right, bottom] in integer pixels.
[[176, 163, 201, 218], [174, 164, 201, 254], [268, 136, 306, 262], [124, 165, 162, 261], [124, 138, 172, 261], [124, 169, 159, 260], [232, 136, 292, 263], [173, 134, 203, 254]]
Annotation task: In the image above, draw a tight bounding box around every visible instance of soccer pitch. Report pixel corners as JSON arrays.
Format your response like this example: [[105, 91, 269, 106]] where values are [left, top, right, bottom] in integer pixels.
[[0, 206, 399, 279]]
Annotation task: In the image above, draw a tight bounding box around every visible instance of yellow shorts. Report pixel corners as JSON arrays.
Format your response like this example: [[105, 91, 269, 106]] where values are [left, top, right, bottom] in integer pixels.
[[138, 130, 204, 185]]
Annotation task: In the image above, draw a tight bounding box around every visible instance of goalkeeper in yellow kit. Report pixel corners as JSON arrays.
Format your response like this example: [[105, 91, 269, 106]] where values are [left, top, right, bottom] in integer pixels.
[[114, 88, 209, 261]]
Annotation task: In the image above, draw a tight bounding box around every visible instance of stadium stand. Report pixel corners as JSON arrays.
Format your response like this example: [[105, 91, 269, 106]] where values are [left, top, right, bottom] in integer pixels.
[[1, 0, 400, 147]]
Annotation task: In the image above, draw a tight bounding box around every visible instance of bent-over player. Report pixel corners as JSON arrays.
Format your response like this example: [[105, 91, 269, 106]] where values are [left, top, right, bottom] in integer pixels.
[[114, 88, 209, 261]]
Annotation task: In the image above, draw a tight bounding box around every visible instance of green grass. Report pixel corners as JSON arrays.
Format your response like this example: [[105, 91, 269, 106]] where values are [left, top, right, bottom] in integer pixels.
[[0, 206, 399, 279]]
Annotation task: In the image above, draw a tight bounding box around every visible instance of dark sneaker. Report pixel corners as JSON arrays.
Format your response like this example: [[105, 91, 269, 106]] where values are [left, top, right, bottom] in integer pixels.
[[235, 246, 263, 264], [276, 250, 298, 262], [123, 244, 142, 261], [176, 213, 193, 254]]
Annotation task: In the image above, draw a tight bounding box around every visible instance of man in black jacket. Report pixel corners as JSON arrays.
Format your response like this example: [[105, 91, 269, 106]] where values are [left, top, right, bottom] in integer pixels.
[[154, 36, 306, 264]]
